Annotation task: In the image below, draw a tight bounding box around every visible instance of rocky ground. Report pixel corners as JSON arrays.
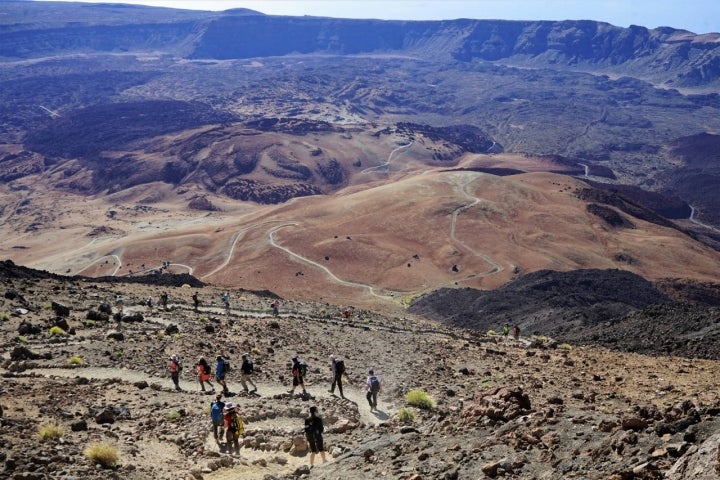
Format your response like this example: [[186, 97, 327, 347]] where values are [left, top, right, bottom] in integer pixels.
[[3, 266, 720, 479]]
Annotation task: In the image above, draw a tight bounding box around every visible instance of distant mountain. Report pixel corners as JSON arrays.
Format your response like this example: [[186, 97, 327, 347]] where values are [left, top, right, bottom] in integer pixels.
[[2, 2, 720, 88]]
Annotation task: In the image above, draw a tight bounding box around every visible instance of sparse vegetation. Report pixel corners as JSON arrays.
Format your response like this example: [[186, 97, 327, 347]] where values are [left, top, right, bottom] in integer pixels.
[[38, 424, 64, 441], [397, 407, 415, 423], [16, 335, 28, 344], [487, 329, 496, 335], [67, 356, 83, 365], [84, 442, 119, 468], [406, 389, 435, 410], [165, 410, 181, 420], [559, 343, 573, 350], [0, 312, 9, 321], [49, 325, 66, 335]]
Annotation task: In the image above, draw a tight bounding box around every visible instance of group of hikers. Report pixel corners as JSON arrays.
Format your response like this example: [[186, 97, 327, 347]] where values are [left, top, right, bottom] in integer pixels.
[[502, 323, 521, 340], [167, 351, 383, 464], [170, 353, 258, 394]]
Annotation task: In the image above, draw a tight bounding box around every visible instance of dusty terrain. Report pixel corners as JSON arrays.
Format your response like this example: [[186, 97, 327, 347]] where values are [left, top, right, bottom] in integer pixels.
[[2, 155, 719, 313], [4, 267, 720, 479]]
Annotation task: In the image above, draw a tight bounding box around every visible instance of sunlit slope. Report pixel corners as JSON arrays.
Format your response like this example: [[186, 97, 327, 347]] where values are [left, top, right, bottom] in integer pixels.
[[4, 170, 719, 308]]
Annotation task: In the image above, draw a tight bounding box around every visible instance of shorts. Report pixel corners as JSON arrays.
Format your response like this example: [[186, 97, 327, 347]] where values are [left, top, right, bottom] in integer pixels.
[[199, 373, 212, 382], [212, 418, 224, 427], [216, 374, 226, 381], [293, 376, 304, 387], [306, 433, 324, 453]]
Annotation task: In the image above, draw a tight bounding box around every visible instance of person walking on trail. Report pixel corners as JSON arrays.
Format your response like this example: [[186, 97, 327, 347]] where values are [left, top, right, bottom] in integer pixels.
[[160, 291, 168, 310], [366, 369, 382, 410], [304, 406, 327, 467], [216, 355, 230, 395], [192, 291, 199, 312], [239, 353, 257, 394], [197, 356, 214, 392], [328, 354, 346, 398], [270, 299, 279, 317], [512, 324, 521, 340], [168, 354, 182, 391], [221, 292, 230, 312], [289, 356, 307, 396], [210, 394, 225, 443], [502, 323, 510, 337], [223, 402, 244, 455]]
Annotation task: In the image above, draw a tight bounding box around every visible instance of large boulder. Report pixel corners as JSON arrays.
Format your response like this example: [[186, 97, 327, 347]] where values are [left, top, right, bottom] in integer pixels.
[[666, 433, 720, 480], [51, 301, 70, 317], [460, 386, 532, 425]]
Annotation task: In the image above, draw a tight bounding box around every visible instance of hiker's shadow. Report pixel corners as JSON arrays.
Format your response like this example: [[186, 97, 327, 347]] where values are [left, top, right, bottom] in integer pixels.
[[372, 409, 389, 420]]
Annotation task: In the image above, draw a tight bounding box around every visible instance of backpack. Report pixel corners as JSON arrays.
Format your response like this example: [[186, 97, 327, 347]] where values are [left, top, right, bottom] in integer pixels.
[[335, 359, 345, 375], [369, 375, 381, 393], [210, 401, 224, 422], [170, 359, 182, 373], [228, 413, 244, 435], [223, 360, 231, 374], [299, 362, 307, 377], [203, 363, 211, 375], [244, 359, 254, 374]]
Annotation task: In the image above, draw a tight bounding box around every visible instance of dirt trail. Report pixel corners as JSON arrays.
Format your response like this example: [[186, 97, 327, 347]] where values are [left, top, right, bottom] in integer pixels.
[[20, 366, 394, 427]]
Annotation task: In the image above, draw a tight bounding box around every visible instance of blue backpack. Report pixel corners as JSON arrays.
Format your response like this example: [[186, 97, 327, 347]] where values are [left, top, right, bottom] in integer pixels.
[[210, 401, 224, 422]]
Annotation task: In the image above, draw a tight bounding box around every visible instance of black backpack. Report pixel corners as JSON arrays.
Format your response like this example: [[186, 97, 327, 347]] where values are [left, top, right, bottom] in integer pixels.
[[244, 359, 254, 374], [335, 359, 345, 375], [369, 375, 381, 393]]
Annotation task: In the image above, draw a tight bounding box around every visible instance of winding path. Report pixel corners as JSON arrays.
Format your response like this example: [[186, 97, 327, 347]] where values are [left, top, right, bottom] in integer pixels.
[[361, 140, 413, 174], [268, 224, 396, 300], [689, 205, 719, 232], [448, 176, 504, 281]]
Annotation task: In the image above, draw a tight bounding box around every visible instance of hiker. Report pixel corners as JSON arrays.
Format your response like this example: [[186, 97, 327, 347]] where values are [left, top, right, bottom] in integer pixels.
[[328, 354, 346, 398], [304, 405, 327, 466], [221, 292, 230, 311], [366, 369, 382, 410], [168, 354, 182, 391], [342, 307, 352, 319], [197, 356, 214, 392], [239, 353, 257, 393], [223, 402, 244, 455], [192, 291, 199, 312], [146, 297, 153, 311], [160, 291, 168, 310], [512, 324, 520, 340], [289, 356, 307, 395], [210, 394, 225, 442], [270, 299, 279, 317], [216, 355, 230, 395], [502, 323, 510, 336]]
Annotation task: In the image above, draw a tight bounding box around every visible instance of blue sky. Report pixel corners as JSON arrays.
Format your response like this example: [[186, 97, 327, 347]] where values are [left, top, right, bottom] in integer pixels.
[[45, 1, 720, 34]]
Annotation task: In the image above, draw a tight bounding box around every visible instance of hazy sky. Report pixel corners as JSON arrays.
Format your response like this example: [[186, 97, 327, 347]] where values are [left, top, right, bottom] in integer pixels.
[[44, 1, 720, 34]]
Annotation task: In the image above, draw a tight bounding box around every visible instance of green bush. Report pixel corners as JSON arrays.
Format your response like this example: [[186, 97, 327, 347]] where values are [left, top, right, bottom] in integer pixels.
[[406, 389, 436, 410], [559, 343, 573, 350], [67, 356, 83, 365], [165, 410, 181, 420], [49, 326, 66, 335], [16, 335, 28, 344], [397, 407, 415, 423], [38, 424, 64, 441], [0, 312, 9, 321], [486, 329, 496, 335], [84, 442, 119, 467]]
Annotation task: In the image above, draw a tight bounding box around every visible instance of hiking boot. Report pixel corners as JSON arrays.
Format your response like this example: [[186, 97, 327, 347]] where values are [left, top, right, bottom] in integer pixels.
[[328, 389, 334, 394], [251, 388, 257, 393]]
